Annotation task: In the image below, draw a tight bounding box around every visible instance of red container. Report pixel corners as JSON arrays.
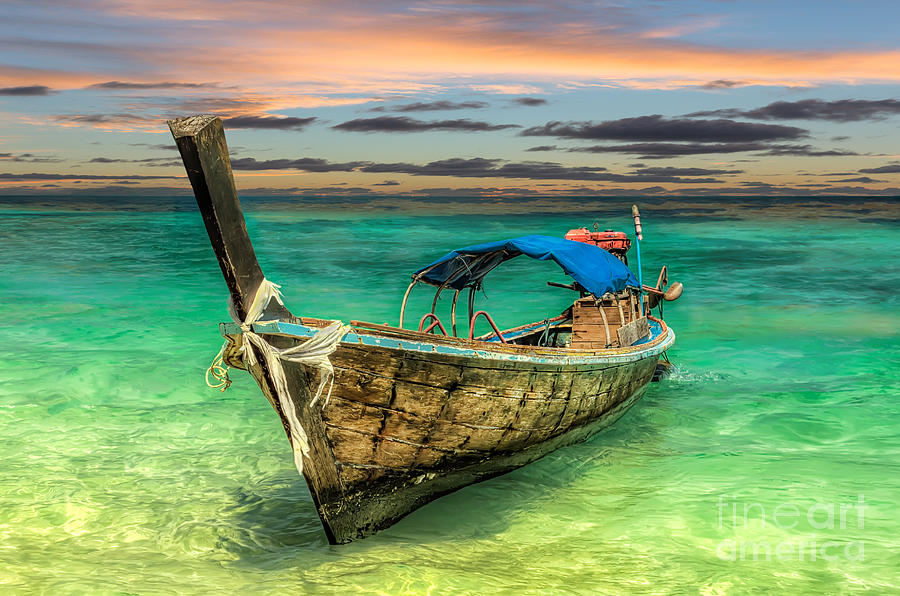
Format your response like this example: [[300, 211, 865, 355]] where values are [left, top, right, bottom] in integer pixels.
[[565, 227, 631, 253]]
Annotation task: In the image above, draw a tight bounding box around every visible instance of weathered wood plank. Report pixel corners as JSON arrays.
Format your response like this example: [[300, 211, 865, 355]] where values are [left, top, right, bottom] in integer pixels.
[[381, 409, 433, 444], [321, 395, 386, 435], [325, 426, 378, 466], [617, 316, 650, 347], [389, 381, 450, 418], [374, 440, 422, 467], [319, 358, 649, 481], [331, 367, 395, 407]]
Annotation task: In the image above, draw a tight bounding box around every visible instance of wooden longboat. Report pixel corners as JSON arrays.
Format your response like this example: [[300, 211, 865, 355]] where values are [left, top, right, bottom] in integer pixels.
[[168, 114, 677, 544]]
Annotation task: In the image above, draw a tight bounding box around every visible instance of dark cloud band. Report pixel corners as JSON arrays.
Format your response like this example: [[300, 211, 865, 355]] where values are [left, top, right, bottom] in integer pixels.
[[0, 152, 63, 163], [89, 81, 208, 90], [566, 142, 769, 158], [224, 115, 317, 130], [333, 116, 520, 132], [369, 101, 489, 112], [859, 164, 900, 174], [521, 115, 806, 142], [230, 157, 366, 172], [232, 154, 724, 183], [687, 99, 900, 122], [0, 85, 53, 96], [759, 145, 858, 157], [0, 173, 179, 181], [512, 97, 547, 106]]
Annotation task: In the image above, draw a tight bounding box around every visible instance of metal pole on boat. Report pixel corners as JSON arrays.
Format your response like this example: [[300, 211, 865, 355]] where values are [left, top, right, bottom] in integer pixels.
[[398, 279, 417, 329], [631, 205, 644, 316]]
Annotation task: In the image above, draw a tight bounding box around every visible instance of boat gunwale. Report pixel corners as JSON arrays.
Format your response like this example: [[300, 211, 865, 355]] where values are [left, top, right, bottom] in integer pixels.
[[221, 315, 674, 364]]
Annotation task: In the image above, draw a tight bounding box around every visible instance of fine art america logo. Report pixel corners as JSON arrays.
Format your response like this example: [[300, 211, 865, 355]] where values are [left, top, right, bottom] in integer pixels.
[[716, 495, 866, 562]]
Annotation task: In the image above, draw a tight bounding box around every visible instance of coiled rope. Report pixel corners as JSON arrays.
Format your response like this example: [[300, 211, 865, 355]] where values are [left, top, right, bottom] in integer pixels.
[[205, 342, 232, 391]]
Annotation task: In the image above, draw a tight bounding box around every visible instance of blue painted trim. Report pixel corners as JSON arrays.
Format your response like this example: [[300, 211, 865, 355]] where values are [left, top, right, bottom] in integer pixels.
[[221, 319, 675, 365]]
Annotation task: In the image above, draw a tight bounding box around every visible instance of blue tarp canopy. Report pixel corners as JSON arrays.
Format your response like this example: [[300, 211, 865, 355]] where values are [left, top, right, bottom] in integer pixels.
[[414, 235, 639, 297]]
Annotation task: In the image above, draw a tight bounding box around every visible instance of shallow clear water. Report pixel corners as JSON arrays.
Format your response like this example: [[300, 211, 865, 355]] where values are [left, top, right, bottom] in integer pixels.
[[0, 196, 897, 593]]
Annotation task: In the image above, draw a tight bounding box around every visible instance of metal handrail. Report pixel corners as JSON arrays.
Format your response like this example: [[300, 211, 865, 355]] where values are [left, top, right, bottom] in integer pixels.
[[468, 310, 507, 343], [418, 313, 448, 336]]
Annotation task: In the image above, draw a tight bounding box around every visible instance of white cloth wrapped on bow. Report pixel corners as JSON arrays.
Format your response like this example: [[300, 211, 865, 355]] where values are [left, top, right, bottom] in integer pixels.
[[230, 279, 349, 475]]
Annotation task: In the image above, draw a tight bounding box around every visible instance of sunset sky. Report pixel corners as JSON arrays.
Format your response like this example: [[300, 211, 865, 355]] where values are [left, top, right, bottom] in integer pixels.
[[2, 0, 899, 197]]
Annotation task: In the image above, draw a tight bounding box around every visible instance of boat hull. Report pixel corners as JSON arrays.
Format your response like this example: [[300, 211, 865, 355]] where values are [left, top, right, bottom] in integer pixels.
[[168, 115, 677, 544], [228, 320, 673, 543]]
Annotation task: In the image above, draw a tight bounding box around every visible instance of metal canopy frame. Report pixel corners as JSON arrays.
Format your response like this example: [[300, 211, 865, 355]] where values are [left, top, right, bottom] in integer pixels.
[[398, 251, 506, 332]]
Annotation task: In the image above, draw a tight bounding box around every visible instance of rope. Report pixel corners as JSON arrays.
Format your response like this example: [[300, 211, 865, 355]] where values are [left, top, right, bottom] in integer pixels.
[[209, 279, 349, 475], [596, 302, 612, 348], [205, 341, 232, 391]]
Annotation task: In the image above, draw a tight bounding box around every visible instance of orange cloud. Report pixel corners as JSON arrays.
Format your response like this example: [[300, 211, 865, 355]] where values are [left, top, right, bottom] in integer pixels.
[[0, 65, 100, 89], [41, 1, 900, 99], [110, 3, 899, 89]]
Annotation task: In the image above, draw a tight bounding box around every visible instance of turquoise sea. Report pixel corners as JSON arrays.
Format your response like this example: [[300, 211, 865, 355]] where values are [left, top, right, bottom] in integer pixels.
[[0, 195, 897, 594]]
